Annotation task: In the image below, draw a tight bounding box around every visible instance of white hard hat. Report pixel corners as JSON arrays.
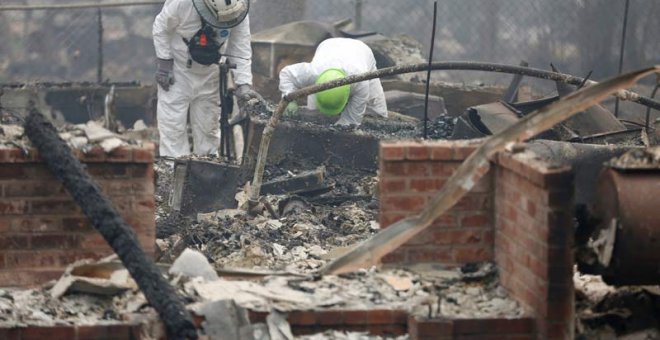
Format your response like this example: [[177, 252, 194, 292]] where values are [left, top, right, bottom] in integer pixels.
[[193, 0, 249, 29]]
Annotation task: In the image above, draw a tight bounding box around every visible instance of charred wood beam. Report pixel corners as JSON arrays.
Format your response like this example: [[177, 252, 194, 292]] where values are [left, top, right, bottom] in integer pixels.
[[24, 110, 198, 340]]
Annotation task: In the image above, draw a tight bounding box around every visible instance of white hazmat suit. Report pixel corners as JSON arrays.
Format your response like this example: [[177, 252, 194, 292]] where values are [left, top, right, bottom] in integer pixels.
[[153, 0, 253, 157], [279, 38, 388, 126]]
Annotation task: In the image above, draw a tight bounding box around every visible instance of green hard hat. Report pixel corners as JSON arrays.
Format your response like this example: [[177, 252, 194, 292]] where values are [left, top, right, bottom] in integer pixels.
[[315, 68, 350, 116]]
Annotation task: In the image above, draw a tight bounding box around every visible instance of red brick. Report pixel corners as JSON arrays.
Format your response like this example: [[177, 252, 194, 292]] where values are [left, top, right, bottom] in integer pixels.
[[287, 311, 317, 326], [128, 164, 153, 179], [30, 234, 81, 249], [381, 145, 405, 161], [382, 196, 426, 212], [316, 310, 345, 326], [132, 181, 154, 195], [430, 213, 458, 228], [62, 217, 93, 232], [0, 269, 63, 286], [81, 147, 107, 162], [410, 178, 445, 192], [407, 247, 452, 263], [134, 196, 155, 213], [409, 316, 453, 337], [86, 164, 129, 178], [342, 310, 368, 326], [483, 230, 494, 245], [81, 233, 110, 249], [379, 212, 407, 228], [404, 163, 431, 176], [471, 175, 493, 193], [454, 194, 491, 211], [452, 246, 492, 263], [431, 162, 459, 177], [133, 146, 155, 163], [430, 147, 454, 161], [0, 165, 25, 179], [369, 324, 407, 336], [76, 324, 142, 340], [21, 326, 76, 340], [525, 199, 537, 219], [109, 196, 133, 213], [7, 216, 63, 232], [382, 162, 407, 176], [503, 203, 518, 224], [381, 249, 406, 264], [2, 181, 66, 197], [453, 318, 535, 335], [406, 229, 434, 246], [438, 229, 486, 245], [460, 212, 491, 228], [453, 146, 477, 160], [366, 309, 396, 325], [124, 216, 155, 233], [406, 145, 430, 160], [0, 199, 30, 215], [3, 250, 101, 269], [0, 148, 26, 163], [107, 147, 133, 162], [30, 199, 80, 215], [380, 178, 406, 193], [0, 235, 29, 250], [0, 327, 21, 340], [22, 165, 54, 179]]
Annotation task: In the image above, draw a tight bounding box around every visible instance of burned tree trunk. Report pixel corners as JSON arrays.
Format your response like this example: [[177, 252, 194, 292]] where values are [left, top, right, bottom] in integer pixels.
[[24, 110, 198, 340]]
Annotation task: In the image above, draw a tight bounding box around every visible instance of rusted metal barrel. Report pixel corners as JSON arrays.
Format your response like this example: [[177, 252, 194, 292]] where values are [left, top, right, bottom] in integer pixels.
[[594, 165, 660, 285]]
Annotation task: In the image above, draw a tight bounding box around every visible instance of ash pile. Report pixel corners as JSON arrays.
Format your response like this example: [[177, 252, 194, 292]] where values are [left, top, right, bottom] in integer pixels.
[[155, 158, 380, 273]]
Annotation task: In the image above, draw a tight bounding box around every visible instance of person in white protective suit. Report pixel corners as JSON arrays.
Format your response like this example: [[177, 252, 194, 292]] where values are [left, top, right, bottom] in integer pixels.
[[153, 0, 261, 157], [279, 38, 388, 126]]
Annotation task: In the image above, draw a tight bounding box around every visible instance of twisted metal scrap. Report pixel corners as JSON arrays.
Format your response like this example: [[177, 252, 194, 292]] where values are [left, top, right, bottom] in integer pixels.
[[249, 61, 660, 204]]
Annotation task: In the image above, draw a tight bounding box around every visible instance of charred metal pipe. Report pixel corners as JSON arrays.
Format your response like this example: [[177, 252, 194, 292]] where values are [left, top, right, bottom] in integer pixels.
[[24, 110, 198, 340]]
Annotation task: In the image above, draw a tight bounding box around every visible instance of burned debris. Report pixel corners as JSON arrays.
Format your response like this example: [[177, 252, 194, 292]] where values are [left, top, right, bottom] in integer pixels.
[[1, 2, 660, 339]]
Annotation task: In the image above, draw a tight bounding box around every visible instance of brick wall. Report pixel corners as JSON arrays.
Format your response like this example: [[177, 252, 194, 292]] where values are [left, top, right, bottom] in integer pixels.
[[379, 140, 493, 265], [0, 144, 156, 287], [409, 316, 536, 340], [494, 152, 575, 340], [378, 141, 575, 340]]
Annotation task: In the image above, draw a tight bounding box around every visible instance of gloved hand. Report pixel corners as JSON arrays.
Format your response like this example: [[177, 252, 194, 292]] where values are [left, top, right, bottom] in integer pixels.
[[155, 58, 175, 91], [235, 84, 263, 103], [284, 101, 299, 117]]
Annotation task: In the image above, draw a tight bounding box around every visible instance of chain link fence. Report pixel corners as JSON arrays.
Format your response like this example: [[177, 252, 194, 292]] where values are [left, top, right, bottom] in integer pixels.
[[1, 0, 659, 91]]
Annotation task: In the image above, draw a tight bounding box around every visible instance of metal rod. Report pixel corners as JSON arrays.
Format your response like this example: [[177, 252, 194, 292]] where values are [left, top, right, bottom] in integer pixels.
[[423, 1, 437, 139], [614, 0, 631, 117], [97, 8, 104, 83], [0, 0, 163, 11], [645, 78, 660, 133]]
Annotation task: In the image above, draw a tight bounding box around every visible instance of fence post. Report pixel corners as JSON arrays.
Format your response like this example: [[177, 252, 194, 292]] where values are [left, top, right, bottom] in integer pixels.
[[355, 0, 363, 30], [614, 0, 631, 117], [97, 7, 104, 83]]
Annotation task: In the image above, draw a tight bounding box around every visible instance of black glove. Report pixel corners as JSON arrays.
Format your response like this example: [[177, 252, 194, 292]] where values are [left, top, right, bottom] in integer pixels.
[[155, 58, 175, 91]]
